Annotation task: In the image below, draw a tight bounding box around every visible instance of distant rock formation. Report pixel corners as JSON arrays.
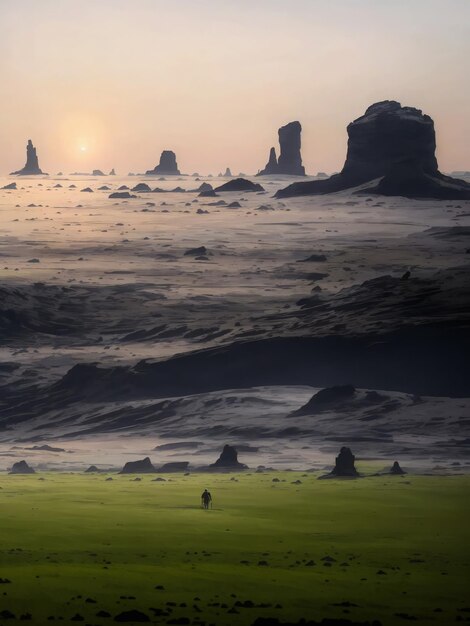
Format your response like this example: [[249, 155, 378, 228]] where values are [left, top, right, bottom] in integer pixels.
[[2, 182, 17, 190], [215, 178, 264, 192], [109, 192, 136, 199], [109, 168, 116, 175], [258, 122, 305, 176], [276, 101, 470, 199], [146, 150, 180, 175], [11, 140, 46, 175], [156, 461, 189, 473], [209, 444, 247, 470], [85, 465, 99, 473], [258, 147, 278, 175], [92, 169, 105, 176], [331, 447, 359, 477], [9, 460, 35, 474], [224, 168, 232, 177], [120, 457, 156, 473], [131, 183, 152, 192], [390, 461, 406, 475], [291, 385, 356, 415]]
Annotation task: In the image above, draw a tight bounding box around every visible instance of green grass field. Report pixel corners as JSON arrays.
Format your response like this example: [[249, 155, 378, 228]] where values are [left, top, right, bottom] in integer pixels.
[[0, 471, 469, 625]]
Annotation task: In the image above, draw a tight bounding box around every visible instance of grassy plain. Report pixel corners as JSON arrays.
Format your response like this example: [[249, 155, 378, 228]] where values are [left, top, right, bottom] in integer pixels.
[[0, 471, 469, 625]]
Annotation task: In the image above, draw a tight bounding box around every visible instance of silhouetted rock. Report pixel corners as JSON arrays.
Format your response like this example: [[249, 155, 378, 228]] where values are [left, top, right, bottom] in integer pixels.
[[224, 168, 232, 177], [114, 609, 150, 622], [156, 461, 189, 473], [331, 447, 358, 477], [276, 101, 470, 199], [215, 178, 264, 192], [197, 182, 213, 192], [278, 121, 305, 175], [131, 183, 152, 192], [11, 140, 46, 175], [109, 192, 136, 199], [81, 187, 93, 192], [184, 246, 208, 257], [109, 168, 116, 175], [146, 150, 180, 175], [210, 444, 247, 470], [85, 465, 99, 473], [9, 460, 35, 474], [92, 169, 105, 176], [119, 457, 156, 474], [258, 147, 278, 175], [390, 461, 406, 475], [199, 189, 218, 197], [2, 182, 17, 190], [292, 385, 356, 415]]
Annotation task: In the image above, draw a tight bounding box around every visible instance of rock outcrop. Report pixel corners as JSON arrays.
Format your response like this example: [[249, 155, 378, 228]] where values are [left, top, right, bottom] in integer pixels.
[[11, 140, 46, 175], [109, 168, 116, 175], [215, 178, 264, 192], [156, 461, 189, 473], [276, 101, 470, 199], [390, 461, 406, 475], [2, 182, 17, 190], [119, 457, 156, 473], [209, 444, 247, 470], [92, 169, 105, 176], [224, 168, 232, 177], [291, 385, 356, 415], [9, 460, 35, 474], [258, 147, 278, 175], [258, 122, 305, 176], [146, 150, 180, 175], [331, 447, 358, 477], [85, 465, 99, 473]]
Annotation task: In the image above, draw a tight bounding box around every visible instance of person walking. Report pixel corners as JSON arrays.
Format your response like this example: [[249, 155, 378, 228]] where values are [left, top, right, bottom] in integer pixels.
[[201, 488, 212, 510]]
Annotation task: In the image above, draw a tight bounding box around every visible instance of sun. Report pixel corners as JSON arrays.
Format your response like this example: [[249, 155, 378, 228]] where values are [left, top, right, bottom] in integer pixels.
[[80, 145, 87, 152]]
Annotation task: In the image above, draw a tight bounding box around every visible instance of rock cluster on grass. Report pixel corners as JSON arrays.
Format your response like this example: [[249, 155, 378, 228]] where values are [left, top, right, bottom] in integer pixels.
[[276, 100, 470, 199], [9, 460, 35, 474], [119, 457, 156, 474]]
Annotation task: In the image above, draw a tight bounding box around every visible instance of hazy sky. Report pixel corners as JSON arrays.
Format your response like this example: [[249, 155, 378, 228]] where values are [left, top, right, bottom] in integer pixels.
[[1, 0, 469, 175]]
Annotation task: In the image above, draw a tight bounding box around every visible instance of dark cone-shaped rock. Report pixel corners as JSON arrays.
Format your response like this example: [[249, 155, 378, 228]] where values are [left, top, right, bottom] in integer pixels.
[[258, 147, 278, 175], [9, 460, 35, 474], [276, 101, 470, 199], [390, 461, 406, 475], [11, 140, 46, 175], [146, 150, 180, 175], [215, 178, 264, 192], [85, 465, 99, 473], [210, 444, 247, 470], [330, 447, 358, 477], [119, 457, 156, 474]]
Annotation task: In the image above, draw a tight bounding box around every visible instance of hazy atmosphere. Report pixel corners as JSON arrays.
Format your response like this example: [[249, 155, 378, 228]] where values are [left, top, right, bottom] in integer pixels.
[[1, 0, 470, 175]]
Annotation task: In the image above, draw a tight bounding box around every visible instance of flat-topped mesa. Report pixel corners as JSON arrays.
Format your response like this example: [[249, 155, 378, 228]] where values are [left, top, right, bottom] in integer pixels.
[[11, 139, 46, 175], [146, 150, 180, 175], [276, 100, 470, 200], [258, 122, 305, 176]]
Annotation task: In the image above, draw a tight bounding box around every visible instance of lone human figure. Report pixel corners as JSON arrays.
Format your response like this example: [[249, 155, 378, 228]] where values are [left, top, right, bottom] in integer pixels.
[[201, 488, 212, 510]]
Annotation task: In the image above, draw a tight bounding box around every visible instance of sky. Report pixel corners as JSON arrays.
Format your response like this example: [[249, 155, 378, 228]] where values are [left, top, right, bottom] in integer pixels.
[[1, 0, 469, 176]]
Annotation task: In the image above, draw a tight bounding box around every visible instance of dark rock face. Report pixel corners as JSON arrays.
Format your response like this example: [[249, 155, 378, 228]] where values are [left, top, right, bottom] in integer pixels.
[[92, 169, 105, 176], [109, 168, 116, 175], [119, 457, 156, 473], [331, 447, 358, 477], [11, 140, 45, 175], [109, 191, 136, 199], [156, 461, 189, 473], [278, 121, 305, 175], [9, 460, 35, 474], [215, 178, 264, 192], [390, 461, 406, 475], [258, 122, 305, 176], [276, 101, 470, 199], [210, 444, 247, 470], [146, 150, 180, 175], [85, 465, 99, 473], [224, 168, 232, 177], [131, 183, 152, 192], [259, 147, 278, 175], [292, 385, 356, 415], [2, 182, 17, 190]]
